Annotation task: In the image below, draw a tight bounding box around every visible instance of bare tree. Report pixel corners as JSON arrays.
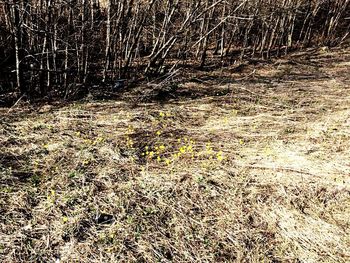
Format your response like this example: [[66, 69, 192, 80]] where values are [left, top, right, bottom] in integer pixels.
[[0, 0, 348, 100]]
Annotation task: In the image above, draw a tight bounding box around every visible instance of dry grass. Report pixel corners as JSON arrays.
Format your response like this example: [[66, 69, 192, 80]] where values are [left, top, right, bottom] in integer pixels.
[[1, 47, 350, 262]]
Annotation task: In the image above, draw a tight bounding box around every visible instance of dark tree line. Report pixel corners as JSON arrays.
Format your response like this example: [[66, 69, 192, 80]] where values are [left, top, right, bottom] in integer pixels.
[[0, 0, 349, 100]]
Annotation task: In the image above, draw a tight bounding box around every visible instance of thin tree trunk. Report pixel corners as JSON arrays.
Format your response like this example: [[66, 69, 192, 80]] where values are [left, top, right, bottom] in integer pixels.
[[103, 0, 111, 83], [12, 1, 22, 92]]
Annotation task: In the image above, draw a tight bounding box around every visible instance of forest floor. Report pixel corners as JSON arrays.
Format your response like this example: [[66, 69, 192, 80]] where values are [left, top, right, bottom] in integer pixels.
[[1, 47, 349, 262]]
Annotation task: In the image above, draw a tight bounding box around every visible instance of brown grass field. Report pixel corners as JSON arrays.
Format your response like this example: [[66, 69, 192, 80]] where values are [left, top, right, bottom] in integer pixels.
[[1, 47, 349, 262]]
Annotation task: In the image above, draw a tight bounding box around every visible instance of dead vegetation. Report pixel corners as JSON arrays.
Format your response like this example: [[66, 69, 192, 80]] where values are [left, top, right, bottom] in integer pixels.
[[0, 47, 350, 262], [1, 0, 349, 100]]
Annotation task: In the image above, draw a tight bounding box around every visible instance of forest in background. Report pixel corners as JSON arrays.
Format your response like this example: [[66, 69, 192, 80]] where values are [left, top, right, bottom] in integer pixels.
[[0, 0, 349, 102], [1, 1, 350, 262]]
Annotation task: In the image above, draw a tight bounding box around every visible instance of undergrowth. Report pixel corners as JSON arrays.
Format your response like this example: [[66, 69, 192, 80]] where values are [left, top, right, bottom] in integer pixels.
[[0, 48, 350, 262]]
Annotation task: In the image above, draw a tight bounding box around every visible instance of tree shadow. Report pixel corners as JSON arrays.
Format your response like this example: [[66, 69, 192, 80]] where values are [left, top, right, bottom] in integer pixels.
[[0, 152, 36, 183]]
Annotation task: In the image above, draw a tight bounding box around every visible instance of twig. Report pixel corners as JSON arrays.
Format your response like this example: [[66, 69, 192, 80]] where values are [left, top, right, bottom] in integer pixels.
[[7, 93, 25, 113], [227, 164, 321, 177]]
